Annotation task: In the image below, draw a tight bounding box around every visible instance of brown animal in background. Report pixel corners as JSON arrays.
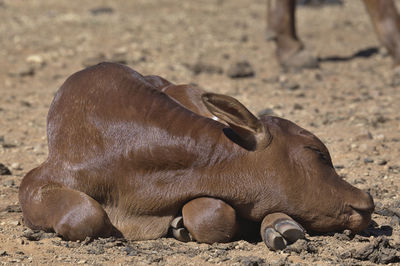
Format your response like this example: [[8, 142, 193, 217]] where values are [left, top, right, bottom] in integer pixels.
[[267, 0, 400, 70], [19, 62, 374, 250]]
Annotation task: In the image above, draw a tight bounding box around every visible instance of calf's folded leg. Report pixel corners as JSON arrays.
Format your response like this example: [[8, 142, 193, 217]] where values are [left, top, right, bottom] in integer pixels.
[[19, 174, 120, 241], [172, 197, 238, 244]]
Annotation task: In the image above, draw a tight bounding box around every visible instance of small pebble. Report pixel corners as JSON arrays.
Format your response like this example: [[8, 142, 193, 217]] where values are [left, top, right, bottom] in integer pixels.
[[0, 163, 11, 175], [364, 158, 374, 164], [90, 6, 114, 15], [2, 179, 15, 188], [9, 220, 20, 226], [26, 54, 45, 66], [11, 163, 22, 170], [227, 60, 255, 78], [377, 159, 387, 166], [293, 103, 304, 110]]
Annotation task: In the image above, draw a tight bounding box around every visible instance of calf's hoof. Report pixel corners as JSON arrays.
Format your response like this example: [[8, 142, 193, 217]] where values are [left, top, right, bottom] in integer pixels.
[[261, 214, 305, 251], [262, 220, 304, 250], [274, 220, 305, 244], [170, 216, 192, 242], [264, 228, 287, 250]]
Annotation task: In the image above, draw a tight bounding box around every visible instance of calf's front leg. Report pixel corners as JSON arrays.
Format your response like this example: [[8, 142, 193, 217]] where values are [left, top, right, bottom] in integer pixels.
[[260, 212, 305, 250]]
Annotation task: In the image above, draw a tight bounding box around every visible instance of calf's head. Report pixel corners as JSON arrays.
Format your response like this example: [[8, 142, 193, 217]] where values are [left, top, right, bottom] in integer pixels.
[[202, 93, 374, 233]]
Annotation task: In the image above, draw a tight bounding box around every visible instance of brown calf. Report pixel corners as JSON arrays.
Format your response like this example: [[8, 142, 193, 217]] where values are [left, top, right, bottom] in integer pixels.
[[19, 62, 374, 250], [267, 0, 400, 70]]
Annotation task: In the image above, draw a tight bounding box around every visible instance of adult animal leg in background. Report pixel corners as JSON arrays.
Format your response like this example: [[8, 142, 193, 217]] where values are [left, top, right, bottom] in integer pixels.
[[267, 0, 400, 70], [266, 0, 319, 70], [363, 0, 400, 66]]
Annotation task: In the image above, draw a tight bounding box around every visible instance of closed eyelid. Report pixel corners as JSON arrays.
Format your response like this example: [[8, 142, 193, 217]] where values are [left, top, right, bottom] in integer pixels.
[[304, 146, 323, 152], [304, 146, 333, 167]]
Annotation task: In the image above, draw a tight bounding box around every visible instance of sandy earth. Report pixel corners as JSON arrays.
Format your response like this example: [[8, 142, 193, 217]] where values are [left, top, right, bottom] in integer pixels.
[[0, 0, 400, 264]]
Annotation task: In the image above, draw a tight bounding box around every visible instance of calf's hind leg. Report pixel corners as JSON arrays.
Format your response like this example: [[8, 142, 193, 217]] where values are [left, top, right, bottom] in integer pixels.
[[261, 212, 305, 250], [171, 197, 238, 244], [19, 172, 121, 241]]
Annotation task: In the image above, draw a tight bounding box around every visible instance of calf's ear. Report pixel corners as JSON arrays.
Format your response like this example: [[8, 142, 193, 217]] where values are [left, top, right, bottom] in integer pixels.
[[202, 93, 272, 151]]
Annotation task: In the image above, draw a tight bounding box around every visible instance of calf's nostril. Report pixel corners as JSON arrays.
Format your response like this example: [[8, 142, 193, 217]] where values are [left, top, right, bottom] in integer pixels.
[[347, 190, 374, 214], [365, 191, 375, 213], [350, 191, 375, 215]]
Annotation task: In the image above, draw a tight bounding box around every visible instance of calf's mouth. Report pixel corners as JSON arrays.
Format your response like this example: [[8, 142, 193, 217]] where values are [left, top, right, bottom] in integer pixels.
[[346, 193, 374, 232]]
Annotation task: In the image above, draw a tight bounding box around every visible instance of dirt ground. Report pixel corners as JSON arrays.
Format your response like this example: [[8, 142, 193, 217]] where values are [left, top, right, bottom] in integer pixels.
[[0, 0, 400, 264]]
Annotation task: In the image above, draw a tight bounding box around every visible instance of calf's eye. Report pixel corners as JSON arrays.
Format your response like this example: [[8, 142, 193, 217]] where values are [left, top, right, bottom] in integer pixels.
[[305, 146, 333, 167]]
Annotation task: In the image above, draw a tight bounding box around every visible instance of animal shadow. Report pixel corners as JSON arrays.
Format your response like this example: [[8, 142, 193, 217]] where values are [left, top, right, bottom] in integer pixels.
[[360, 220, 393, 237], [318, 47, 380, 63]]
